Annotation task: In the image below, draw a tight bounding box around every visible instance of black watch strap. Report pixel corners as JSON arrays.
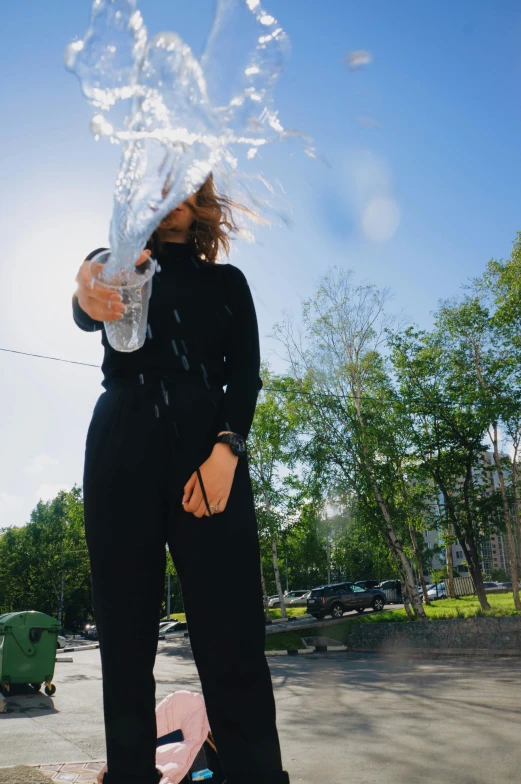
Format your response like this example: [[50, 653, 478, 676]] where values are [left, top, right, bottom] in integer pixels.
[[216, 432, 247, 456]]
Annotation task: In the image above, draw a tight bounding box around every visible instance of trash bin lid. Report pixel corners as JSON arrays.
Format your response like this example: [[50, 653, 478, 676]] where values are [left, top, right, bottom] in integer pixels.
[[0, 611, 61, 631]]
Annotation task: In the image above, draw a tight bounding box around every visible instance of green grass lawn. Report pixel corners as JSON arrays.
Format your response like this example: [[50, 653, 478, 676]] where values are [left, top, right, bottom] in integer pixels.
[[264, 593, 521, 651], [160, 613, 187, 623], [268, 607, 308, 620]]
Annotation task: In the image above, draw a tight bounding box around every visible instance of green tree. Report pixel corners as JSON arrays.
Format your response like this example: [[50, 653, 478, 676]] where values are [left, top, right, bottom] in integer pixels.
[[0, 487, 92, 630], [249, 365, 304, 620], [274, 269, 426, 619], [392, 327, 496, 610], [433, 293, 521, 609]]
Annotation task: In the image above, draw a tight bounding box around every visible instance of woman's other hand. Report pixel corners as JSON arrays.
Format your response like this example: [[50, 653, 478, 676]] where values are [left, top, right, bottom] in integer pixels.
[[75, 250, 151, 322], [182, 444, 239, 518]]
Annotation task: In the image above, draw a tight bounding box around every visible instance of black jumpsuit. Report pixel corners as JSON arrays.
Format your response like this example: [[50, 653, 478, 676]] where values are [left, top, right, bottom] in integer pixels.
[[73, 241, 289, 784]]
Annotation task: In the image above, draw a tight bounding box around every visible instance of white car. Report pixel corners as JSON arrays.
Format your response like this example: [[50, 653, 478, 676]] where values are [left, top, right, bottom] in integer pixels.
[[57, 635, 66, 649], [420, 583, 447, 601], [483, 581, 502, 591], [268, 590, 309, 608], [158, 621, 188, 638], [289, 591, 311, 607]]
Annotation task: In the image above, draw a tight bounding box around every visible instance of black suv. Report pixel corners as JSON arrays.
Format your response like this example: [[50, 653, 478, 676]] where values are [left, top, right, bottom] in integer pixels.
[[306, 582, 386, 620]]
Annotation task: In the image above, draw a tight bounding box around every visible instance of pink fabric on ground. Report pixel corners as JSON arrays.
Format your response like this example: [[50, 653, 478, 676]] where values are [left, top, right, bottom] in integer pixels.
[[96, 691, 210, 784], [156, 691, 210, 784]]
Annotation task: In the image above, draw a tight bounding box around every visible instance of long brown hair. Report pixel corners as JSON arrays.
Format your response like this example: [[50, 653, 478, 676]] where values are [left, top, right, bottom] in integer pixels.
[[148, 174, 250, 264]]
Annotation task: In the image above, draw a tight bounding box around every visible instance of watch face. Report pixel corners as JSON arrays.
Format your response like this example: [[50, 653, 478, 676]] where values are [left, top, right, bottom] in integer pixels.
[[231, 435, 247, 455]]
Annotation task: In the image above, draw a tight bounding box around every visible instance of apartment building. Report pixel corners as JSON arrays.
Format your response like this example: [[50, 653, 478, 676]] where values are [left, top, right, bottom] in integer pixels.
[[422, 451, 513, 579]]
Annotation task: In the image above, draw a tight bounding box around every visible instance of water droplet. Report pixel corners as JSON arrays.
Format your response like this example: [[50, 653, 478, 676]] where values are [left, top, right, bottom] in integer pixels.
[[224, 305, 233, 317], [190, 256, 200, 269], [161, 380, 169, 405], [139, 374, 145, 385], [154, 405, 160, 418], [172, 340, 179, 356], [147, 324, 153, 339], [174, 310, 181, 323], [201, 363, 208, 378], [173, 422, 180, 439], [181, 340, 188, 354], [181, 355, 190, 371]]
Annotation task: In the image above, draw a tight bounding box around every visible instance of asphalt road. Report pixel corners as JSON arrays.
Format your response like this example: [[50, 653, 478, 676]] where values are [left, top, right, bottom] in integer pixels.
[[1, 640, 520, 783]]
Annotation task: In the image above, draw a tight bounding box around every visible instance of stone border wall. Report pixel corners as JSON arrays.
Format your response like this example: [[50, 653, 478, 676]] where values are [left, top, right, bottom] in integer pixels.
[[346, 616, 521, 653]]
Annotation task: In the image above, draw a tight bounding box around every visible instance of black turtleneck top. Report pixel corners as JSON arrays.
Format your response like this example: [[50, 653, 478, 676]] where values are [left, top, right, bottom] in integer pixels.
[[72, 242, 262, 439]]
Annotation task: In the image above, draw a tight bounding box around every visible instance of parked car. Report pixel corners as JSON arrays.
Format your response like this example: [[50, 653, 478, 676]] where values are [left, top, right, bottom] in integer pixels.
[[83, 624, 98, 640], [289, 591, 311, 607], [268, 590, 309, 608], [378, 579, 403, 603], [57, 635, 66, 649], [159, 621, 187, 637], [482, 581, 502, 591], [355, 580, 380, 591], [420, 583, 447, 601], [306, 582, 386, 620], [159, 619, 178, 629], [497, 582, 521, 590]]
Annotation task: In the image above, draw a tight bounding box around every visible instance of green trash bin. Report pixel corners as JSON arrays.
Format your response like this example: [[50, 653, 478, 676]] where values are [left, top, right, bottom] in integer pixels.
[[0, 611, 61, 696]]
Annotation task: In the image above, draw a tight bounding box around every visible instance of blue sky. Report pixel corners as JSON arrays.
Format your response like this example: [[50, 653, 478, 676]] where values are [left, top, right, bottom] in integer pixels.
[[1, 0, 520, 529]]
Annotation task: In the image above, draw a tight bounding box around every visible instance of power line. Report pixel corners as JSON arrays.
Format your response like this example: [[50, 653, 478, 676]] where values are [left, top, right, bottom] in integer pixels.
[[0, 344, 482, 413], [0, 344, 389, 402], [0, 347, 99, 368]]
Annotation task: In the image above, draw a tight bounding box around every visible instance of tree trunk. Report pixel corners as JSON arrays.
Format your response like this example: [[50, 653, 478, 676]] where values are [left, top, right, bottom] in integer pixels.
[[435, 492, 455, 599], [409, 524, 430, 608], [263, 489, 288, 621], [511, 448, 521, 588], [366, 467, 426, 619], [59, 571, 66, 625], [491, 425, 521, 610], [445, 534, 456, 599], [260, 558, 271, 623], [271, 536, 287, 620], [354, 404, 426, 620], [434, 469, 491, 610]]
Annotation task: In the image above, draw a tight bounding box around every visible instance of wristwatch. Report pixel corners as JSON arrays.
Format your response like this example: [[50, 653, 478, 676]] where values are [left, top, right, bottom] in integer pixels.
[[215, 432, 247, 457]]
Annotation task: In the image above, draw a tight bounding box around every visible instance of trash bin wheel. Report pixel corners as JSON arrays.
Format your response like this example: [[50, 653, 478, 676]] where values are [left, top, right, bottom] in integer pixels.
[[31, 683, 42, 692], [44, 683, 56, 696]]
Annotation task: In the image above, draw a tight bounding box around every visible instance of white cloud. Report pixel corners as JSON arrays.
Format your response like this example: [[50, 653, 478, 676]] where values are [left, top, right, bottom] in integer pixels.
[[0, 493, 24, 528], [24, 454, 59, 474], [36, 484, 72, 503]]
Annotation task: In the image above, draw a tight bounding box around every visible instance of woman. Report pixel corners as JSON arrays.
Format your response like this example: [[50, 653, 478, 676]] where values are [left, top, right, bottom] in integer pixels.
[[73, 176, 290, 784]]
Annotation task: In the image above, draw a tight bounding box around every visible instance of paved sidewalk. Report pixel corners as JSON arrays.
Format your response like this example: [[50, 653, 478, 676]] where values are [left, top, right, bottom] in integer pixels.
[[2, 640, 520, 783], [31, 761, 104, 783]]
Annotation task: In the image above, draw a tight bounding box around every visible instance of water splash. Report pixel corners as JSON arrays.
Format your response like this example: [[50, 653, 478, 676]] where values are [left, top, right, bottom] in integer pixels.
[[65, 0, 307, 275]]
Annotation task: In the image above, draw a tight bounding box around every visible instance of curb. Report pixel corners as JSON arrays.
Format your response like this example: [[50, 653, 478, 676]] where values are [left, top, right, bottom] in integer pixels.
[[57, 644, 99, 653], [265, 645, 346, 656], [344, 647, 521, 657]]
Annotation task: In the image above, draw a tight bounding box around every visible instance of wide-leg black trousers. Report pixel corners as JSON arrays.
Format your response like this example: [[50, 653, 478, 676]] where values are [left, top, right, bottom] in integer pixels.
[[83, 377, 288, 784]]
